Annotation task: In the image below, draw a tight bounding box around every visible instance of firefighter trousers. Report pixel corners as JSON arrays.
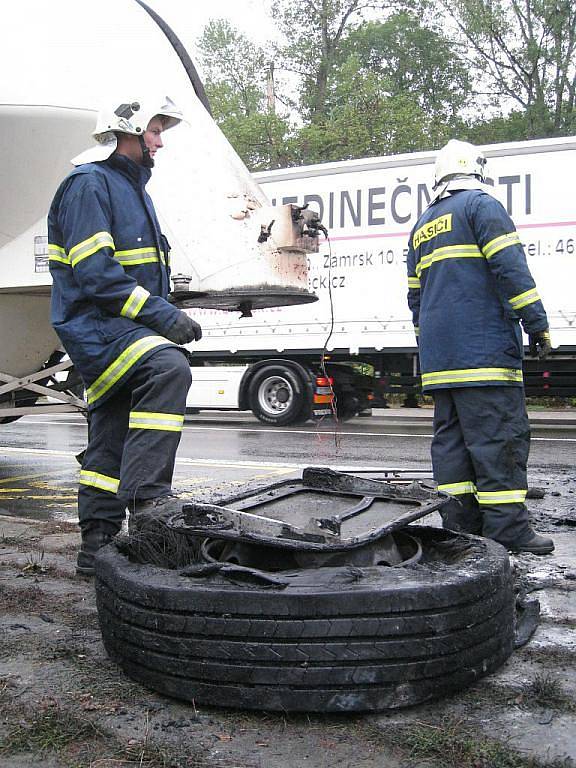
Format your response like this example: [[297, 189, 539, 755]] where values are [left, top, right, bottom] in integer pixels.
[[77, 346, 192, 533], [431, 386, 532, 548]]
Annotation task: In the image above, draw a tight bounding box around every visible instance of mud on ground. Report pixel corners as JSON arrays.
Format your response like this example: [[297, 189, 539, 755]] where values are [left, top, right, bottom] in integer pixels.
[[1, 472, 575, 768]]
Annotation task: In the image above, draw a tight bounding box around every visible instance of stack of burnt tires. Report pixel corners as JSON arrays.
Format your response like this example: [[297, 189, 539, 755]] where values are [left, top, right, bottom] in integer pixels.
[[95, 527, 515, 712]]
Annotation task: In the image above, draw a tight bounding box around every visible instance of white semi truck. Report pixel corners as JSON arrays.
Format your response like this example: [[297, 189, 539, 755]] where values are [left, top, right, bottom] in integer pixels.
[[185, 136, 576, 423]]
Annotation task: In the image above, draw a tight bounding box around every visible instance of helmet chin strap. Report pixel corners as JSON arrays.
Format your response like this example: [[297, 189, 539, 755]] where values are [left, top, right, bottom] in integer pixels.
[[138, 134, 154, 168]]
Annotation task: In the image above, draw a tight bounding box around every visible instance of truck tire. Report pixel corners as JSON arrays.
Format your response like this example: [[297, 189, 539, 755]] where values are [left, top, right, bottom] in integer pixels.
[[334, 392, 360, 421], [95, 527, 515, 713], [248, 364, 310, 425]]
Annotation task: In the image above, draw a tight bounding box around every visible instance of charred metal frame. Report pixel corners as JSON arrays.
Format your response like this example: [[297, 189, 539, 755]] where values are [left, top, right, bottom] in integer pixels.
[[169, 467, 450, 552]]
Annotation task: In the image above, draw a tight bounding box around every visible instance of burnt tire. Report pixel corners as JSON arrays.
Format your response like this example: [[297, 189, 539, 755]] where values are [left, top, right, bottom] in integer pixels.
[[95, 527, 515, 713]]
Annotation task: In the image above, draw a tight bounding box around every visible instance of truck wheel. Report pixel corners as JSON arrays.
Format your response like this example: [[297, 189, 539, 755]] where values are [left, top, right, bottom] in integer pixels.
[[248, 365, 309, 426], [334, 393, 359, 421], [95, 527, 515, 713]]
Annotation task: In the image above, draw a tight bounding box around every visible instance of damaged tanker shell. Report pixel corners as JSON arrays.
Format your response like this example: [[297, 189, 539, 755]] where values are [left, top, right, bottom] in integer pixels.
[[94, 469, 522, 713], [171, 202, 320, 314]]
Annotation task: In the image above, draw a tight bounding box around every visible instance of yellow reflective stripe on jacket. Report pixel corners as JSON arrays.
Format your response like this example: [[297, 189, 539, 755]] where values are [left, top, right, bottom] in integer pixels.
[[437, 481, 477, 496], [477, 489, 527, 505], [482, 232, 521, 260], [115, 247, 161, 267], [121, 286, 150, 319], [414, 326, 420, 337], [422, 367, 523, 387], [128, 411, 184, 432], [69, 231, 115, 267], [509, 287, 540, 311], [86, 336, 173, 405], [48, 244, 69, 265], [408, 276, 421, 289], [79, 470, 120, 494], [415, 244, 482, 277]]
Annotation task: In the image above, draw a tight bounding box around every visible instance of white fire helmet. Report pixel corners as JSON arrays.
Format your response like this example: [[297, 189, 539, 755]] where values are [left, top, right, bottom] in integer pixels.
[[434, 139, 487, 188], [71, 96, 184, 166]]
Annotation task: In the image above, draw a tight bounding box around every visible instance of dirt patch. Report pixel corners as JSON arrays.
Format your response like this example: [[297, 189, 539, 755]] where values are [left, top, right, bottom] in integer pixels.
[[1, 498, 575, 768], [525, 469, 576, 534]]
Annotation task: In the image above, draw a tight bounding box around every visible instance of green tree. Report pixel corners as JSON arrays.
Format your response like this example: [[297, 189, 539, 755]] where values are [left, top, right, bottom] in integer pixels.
[[433, 0, 576, 137], [463, 110, 533, 144], [197, 20, 294, 169], [342, 15, 470, 123], [289, 13, 471, 162], [200, 2, 566, 170], [293, 56, 433, 163], [270, 0, 379, 122]]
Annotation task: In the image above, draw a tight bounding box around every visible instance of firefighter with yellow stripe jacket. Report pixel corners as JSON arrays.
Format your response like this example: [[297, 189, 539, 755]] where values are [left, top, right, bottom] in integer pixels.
[[407, 139, 554, 555], [48, 97, 202, 575]]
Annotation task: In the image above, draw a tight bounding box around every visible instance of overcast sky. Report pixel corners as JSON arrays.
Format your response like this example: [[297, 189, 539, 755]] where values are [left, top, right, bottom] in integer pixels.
[[146, 0, 279, 64]]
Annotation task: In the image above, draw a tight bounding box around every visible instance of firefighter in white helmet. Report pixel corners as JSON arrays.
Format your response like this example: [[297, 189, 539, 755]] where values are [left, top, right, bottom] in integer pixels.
[[48, 96, 202, 576], [72, 96, 183, 166], [406, 139, 553, 555]]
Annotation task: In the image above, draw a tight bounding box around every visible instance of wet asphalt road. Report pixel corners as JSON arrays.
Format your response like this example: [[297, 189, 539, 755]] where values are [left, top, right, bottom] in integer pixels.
[[0, 410, 574, 524]]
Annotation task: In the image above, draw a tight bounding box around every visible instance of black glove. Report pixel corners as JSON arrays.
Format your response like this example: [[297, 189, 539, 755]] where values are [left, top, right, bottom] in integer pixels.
[[528, 328, 551, 359], [164, 312, 202, 344]]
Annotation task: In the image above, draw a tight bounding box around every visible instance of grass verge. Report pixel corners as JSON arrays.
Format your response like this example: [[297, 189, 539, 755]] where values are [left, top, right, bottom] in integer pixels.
[[364, 718, 573, 768], [522, 673, 576, 712], [0, 703, 222, 768]]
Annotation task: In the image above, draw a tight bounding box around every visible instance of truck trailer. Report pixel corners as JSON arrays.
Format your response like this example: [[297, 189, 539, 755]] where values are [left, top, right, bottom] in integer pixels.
[[184, 136, 576, 424]]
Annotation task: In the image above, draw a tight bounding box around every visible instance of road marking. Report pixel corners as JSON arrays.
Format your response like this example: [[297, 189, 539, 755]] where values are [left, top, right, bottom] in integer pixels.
[[179, 426, 576, 442], [6, 419, 85, 426], [8, 418, 432, 437], [532, 436, 576, 442], [0, 495, 77, 501], [10, 418, 576, 442], [0, 467, 76, 485], [0, 447, 422, 473], [176, 457, 301, 470], [0, 446, 302, 472], [0, 429, 574, 476]]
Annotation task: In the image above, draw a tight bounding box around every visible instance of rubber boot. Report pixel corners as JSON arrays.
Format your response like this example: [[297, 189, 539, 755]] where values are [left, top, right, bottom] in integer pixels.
[[507, 531, 555, 555], [76, 523, 120, 577]]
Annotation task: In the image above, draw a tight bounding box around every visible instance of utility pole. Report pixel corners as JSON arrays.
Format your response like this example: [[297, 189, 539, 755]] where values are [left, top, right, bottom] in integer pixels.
[[266, 61, 276, 113]]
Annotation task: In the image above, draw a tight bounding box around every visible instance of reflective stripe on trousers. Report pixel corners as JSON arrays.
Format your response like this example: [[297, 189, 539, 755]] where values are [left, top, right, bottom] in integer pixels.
[[431, 386, 531, 546], [78, 347, 192, 529], [128, 412, 184, 431]]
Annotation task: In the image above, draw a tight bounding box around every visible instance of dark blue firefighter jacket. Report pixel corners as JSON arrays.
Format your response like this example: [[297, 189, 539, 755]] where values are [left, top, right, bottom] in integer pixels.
[[48, 154, 181, 409], [406, 189, 548, 392]]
